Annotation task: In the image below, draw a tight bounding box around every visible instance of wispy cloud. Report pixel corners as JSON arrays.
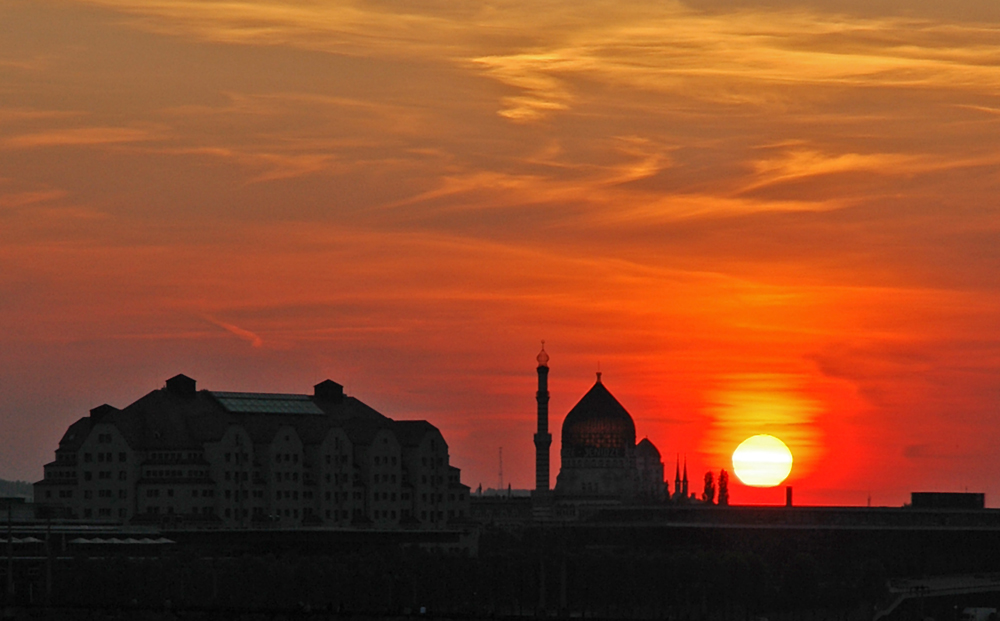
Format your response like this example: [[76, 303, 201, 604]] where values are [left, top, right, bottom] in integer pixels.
[[2, 127, 154, 149], [204, 316, 264, 348]]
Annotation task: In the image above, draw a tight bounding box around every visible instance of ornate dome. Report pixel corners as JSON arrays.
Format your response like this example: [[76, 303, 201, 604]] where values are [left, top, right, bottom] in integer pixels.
[[561, 376, 636, 458], [636, 437, 661, 459]]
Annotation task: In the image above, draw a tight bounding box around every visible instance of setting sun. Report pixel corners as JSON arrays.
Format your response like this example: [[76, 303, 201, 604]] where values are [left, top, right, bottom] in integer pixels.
[[732, 435, 794, 488]]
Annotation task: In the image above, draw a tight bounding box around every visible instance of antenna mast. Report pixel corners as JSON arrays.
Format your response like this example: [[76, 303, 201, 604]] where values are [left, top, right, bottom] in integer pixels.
[[498, 447, 504, 491]]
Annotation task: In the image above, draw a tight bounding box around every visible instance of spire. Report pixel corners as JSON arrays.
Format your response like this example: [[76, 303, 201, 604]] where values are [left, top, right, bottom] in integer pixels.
[[675, 455, 680, 482]]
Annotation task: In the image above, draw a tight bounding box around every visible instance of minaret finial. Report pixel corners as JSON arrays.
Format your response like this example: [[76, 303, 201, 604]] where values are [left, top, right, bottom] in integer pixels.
[[596, 361, 602, 383], [536, 341, 549, 368]]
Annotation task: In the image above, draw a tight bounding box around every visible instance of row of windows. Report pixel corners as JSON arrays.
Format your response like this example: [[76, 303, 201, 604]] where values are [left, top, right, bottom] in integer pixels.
[[82, 508, 125, 518], [147, 469, 205, 479], [373, 456, 397, 466], [275, 453, 299, 464], [83, 470, 127, 481], [224, 471, 249, 481], [84, 452, 126, 463], [84, 489, 127, 499], [224, 452, 249, 464], [324, 454, 348, 465], [373, 474, 397, 483], [44, 470, 74, 480], [149, 452, 197, 462], [324, 473, 348, 484]]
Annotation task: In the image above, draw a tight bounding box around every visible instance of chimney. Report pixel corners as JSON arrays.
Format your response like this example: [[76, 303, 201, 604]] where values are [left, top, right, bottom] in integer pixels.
[[314, 380, 344, 403], [165, 374, 196, 397], [786, 486, 793, 507]]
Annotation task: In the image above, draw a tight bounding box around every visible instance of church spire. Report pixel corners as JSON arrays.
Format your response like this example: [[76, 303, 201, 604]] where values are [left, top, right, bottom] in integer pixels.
[[682, 456, 689, 498]]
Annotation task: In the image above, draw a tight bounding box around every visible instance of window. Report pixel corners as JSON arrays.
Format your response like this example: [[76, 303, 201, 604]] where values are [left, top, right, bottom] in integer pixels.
[[225, 471, 231, 481], [293, 454, 298, 464], [84, 509, 92, 518], [119, 508, 127, 518], [98, 453, 105, 463], [119, 490, 127, 499], [84, 490, 93, 499], [225, 490, 231, 499], [167, 489, 174, 497], [98, 489, 112, 498], [99, 471, 111, 480], [84, 471, 93, 481], [84, 453, 92, 463], [192, 489, 199, 498], [45, 490, 52, 499], [392, 457, 397, 465], [147, 489, 159, 498], [225, 453, 231, 463], [119, 471, 127, 481]]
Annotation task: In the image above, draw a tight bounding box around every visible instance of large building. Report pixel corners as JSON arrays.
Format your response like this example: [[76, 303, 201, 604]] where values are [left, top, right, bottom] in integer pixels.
[[35, 374, 469, 528], [533, 346, 669, 509]]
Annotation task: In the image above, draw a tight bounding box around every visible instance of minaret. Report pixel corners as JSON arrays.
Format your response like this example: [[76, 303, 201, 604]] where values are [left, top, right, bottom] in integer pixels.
[[534, 342, 552, 494]]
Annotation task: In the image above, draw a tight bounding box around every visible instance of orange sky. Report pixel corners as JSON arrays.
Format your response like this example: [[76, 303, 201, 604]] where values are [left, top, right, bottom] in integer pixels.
[[2, 0, 1000, 506]]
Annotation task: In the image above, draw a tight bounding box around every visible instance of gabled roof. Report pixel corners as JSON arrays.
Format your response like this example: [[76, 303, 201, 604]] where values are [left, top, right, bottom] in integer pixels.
[[393, 420, 439, 447]]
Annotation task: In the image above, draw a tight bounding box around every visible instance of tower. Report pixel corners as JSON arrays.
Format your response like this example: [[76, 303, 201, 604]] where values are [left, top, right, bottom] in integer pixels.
[[534, 343, 552, 493], [682, 457, 689, 498], [674, 455, 682, 501]]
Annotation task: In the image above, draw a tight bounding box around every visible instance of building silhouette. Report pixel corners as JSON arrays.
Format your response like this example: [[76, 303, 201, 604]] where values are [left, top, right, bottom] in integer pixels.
[[35, 374, 469, 528], [533, 345, 668, 512]]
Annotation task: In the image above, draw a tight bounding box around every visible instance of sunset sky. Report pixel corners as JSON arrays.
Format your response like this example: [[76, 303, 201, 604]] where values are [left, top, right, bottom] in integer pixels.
[[2, 0, 999, 506]]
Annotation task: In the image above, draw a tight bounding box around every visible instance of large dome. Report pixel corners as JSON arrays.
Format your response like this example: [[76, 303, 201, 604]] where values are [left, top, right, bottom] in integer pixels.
[[561, 376, 636, 458]]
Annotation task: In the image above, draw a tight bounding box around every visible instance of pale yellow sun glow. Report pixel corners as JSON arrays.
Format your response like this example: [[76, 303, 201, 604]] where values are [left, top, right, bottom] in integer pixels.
[[732, 435, 794, 487]]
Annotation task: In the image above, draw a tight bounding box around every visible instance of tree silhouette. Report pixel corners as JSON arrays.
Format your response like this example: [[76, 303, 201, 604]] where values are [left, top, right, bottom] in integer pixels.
[[718, 469, 729, 506], [702, 471, 716, 504]]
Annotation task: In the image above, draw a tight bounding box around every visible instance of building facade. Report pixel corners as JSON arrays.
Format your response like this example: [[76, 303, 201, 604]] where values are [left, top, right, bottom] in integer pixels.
[[35, 374, 470, 528], [533, 346, 669, 508]]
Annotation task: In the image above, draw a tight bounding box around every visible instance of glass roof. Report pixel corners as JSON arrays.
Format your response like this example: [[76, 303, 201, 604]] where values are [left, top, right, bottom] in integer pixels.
[[210, 392, 324, 415]]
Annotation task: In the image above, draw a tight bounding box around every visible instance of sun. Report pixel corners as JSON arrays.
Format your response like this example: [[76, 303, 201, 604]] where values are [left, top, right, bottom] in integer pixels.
[[732, 434, 793, 487]]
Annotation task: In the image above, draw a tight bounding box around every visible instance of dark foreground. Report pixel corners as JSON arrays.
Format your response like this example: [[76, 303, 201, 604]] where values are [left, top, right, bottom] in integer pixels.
[[5, 516, 1000, 621]]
